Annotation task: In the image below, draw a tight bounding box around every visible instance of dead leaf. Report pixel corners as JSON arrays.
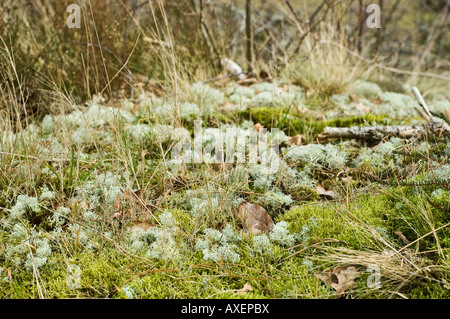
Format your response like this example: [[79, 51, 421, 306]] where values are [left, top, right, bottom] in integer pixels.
[[355, 102, 371, 113], [7, 268, 12, 280], [236, 282, 253, 295], [254, 123, 264, 132], [316, 266, 360, 295], [316, 183, 339, 200], [445, 108, 450, 122], [290, 134, 304, 146], [236, 202, 274, 235]]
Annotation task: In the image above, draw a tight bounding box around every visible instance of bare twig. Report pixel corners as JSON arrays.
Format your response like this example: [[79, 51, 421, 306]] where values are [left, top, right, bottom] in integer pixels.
[[245, 0, 254, 72]]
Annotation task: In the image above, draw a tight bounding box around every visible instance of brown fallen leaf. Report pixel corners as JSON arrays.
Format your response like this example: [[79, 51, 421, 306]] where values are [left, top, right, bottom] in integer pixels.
[[316, 183, 339, 200], [290, 134, 305, 146], [254, 123, 264, 132], [236, 282, 253, 295], [316, 265, 360, 296], [7, 268, 12, 280], [445, 109, 450, 122], [236, 202, 274, 235]]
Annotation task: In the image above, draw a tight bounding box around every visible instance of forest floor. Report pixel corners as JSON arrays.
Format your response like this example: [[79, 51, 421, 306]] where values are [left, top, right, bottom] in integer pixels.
[[1, 77, 449, 299]]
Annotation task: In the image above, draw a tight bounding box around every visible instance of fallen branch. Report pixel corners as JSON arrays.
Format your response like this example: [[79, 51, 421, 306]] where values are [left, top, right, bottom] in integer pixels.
[[319, 125, 426, 143], [319, 87, 450, 142]]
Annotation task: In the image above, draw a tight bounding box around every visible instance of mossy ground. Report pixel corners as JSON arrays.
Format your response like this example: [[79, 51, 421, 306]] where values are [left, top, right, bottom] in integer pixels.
[[0, 79, 449, 299]]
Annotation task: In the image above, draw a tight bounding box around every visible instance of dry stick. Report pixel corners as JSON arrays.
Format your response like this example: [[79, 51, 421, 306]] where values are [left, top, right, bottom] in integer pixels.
[[412, 86, 450, 136], [245, 0, 254, 72], [357, 0, 366, 53], [320, 87, 450, 141]]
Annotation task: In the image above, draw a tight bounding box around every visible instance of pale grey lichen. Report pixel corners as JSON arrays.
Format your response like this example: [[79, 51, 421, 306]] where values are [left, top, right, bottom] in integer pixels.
[[269, 221, 296, 247], [195, 224, 242, 262], [42, 114, 54, 134], [351, 80, 383, 99], [285, 143, 347, 170], [52, 207, 71, 226], [127, 124, 152, 142], [10, 195, 40, 220], [24, 237, 52, 271], [159, 211, 177, 228], [302, 259, 314, 271], [252, 234, 273, 254], [201, 243, 240, 263], [39, 186, 56, 202]]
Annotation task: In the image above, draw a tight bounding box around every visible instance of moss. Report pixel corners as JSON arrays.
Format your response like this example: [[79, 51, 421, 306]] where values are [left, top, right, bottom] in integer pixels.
[[239, 107, 390, 137], [2, 78, 449, 299], [282, 185, 320, 202], [280, 194, 390, 249], [381, 187, 450, 253]]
